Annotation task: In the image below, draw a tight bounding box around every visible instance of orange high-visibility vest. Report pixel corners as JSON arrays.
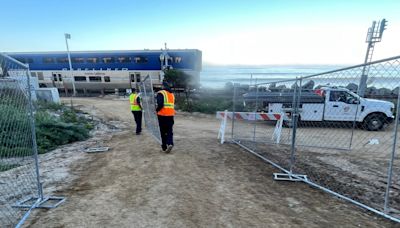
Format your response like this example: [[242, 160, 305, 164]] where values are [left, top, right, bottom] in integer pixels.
[[157, 90, 175, 116], [129, 93, 141, 111]]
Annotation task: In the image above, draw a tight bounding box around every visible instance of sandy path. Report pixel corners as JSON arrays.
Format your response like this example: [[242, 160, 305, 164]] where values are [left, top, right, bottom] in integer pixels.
[[25, 97, 395, 227]]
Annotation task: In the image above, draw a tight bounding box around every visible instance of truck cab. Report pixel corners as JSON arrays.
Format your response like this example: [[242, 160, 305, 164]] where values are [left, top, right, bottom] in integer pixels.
[[318, 87, 394, 130]]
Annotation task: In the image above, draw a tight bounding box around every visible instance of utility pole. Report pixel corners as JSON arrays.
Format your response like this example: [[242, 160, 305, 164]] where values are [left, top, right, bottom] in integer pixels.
[[358, 19, 387, 97], [159, 43, 170, 82], [64, 33, 76, 96]]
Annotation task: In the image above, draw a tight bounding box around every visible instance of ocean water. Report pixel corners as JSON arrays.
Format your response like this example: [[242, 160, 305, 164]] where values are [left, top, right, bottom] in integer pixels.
[[199, 65, 399, 90], [200, 65, 340, 88]]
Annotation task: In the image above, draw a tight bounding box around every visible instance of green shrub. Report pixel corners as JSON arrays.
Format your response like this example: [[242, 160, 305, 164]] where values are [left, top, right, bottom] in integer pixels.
[[175, 96, 234, 114], [36, 101, 65, 111], [0, 103, 33, 157], [1, 98, 93, 157], [61, 109, 78, 123], [35, 111, 90, 154]]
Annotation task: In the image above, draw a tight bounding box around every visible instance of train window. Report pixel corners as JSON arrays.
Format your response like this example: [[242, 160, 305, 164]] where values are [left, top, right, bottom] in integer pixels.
[[87, 57, 100, 63], [15, 57, 33, 64], [89, 76, 102, 82], [57, 57, 69, 63], [104, 76, 111, 82], [58, 74, 62, 81], [102, 57, 115, 63], [16, 57, 26, 63], [174, 57, 182, 63], [52, 73, 58, 81], [117, 56, 131, 63], [74, 76, 87, 82], [37, 72, 44, 80], [133, 56, 148, 64], [130, 73, 135, 82], [30, 72, 37, 77], [72, 57, 85, 63], [43, 57, 55, 64]]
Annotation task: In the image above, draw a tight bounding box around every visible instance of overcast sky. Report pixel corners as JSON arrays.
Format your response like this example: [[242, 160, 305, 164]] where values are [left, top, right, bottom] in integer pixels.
[[1, 0, 399, 65]]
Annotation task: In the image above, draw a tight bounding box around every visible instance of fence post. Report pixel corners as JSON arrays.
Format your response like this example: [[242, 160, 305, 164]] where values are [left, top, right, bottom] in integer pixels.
[[26, 66, 43, 200], [289, 78, 301, 173], [253, 84, 259, 142], [383, 90, 400, 213], [231, 83, 238, 139]]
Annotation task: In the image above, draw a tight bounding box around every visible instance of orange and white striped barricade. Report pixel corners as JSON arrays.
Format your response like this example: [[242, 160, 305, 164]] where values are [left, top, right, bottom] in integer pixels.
[[216, 111, 286, 143]]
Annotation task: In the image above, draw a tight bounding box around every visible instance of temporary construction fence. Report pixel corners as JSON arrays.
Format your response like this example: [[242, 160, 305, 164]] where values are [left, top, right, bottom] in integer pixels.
[[139, 75, 161, 143], [0, 53, 64, 227], [227, 55, 400, 223]]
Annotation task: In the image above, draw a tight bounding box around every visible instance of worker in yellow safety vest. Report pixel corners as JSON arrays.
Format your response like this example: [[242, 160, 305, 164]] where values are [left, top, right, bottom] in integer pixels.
[[156, 81, 175, 153], [129, 88, 142, 135]]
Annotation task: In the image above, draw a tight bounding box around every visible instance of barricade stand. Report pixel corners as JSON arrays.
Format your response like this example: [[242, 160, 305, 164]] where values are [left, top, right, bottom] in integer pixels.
[[216, 111, 285, 144], [272, 112, 284, 143], [217, 110, 228, 144]]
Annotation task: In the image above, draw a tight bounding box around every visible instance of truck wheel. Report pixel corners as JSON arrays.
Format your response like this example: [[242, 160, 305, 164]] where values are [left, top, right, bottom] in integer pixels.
[[363, 114, 385, 131], [283, 116, 300, 128]]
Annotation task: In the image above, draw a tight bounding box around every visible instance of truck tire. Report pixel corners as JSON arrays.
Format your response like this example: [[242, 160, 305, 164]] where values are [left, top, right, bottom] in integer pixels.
[[363, 113, 385, 131], [283, 115, 300, 128]]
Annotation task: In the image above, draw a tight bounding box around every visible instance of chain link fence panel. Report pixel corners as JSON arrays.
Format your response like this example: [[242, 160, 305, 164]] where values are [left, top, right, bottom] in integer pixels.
[[139, 75, 161, 144], [232, 79, 298, 171], [0, 54, 41, 227], [229, 55, 400, 222], [293, 56, 400, 217]]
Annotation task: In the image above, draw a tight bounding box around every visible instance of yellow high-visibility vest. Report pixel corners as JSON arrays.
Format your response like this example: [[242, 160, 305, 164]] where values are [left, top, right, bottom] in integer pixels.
[[129, 93, 141, 111]]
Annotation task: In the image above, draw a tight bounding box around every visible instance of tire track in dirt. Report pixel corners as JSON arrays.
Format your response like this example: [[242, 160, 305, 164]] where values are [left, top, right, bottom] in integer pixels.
[[25, 98, 396, 227]]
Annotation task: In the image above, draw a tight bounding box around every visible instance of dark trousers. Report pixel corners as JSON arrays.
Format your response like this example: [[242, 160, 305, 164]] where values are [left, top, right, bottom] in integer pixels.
[[158, 115, 174, 150], [132, 111, 142, 133]]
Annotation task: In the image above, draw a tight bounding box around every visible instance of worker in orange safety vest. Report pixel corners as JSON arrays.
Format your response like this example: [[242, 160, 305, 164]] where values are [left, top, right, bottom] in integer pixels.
[[156, 81, 175, 153]]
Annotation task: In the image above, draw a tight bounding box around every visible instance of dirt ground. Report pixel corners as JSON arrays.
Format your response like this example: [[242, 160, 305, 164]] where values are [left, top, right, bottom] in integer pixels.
[[231, 116, 400, 215], [24, 97, 398, 227]]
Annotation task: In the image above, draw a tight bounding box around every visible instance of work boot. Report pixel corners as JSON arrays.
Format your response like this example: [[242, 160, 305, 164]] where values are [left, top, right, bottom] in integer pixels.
[[165, 145, 173, 153]]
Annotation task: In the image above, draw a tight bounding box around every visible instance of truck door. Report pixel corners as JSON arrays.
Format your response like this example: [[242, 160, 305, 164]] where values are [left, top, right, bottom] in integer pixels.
[[324, 90, 358, 121]]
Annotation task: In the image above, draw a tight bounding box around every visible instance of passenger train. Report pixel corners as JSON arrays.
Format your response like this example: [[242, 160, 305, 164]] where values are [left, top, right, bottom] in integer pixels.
[[7, 49, 202, 94]]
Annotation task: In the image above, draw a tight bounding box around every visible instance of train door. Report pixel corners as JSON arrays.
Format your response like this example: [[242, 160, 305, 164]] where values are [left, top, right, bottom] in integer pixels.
[[51, 72, 63, 88], [129, 73, 135, 89], [129, 72, 141, 89]]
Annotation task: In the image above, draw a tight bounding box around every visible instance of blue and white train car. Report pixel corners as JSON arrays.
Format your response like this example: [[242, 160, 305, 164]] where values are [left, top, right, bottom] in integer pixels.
[[7, 49, 202, 94]]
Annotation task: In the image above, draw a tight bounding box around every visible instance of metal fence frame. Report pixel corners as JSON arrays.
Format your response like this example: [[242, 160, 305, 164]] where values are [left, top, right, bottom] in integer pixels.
[[0, 53, 65, 227], [138, 75, 161, 144], [229, 54, 400, 223]]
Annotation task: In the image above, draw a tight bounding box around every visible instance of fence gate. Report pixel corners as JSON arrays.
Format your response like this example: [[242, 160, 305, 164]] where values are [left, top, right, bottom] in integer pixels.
[[138, 75, 161, 143], [0, 54, 64, 227]]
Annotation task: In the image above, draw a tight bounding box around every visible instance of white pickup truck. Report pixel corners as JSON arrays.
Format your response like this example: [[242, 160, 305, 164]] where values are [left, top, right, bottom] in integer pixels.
[[244, 87, 395, 131]]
